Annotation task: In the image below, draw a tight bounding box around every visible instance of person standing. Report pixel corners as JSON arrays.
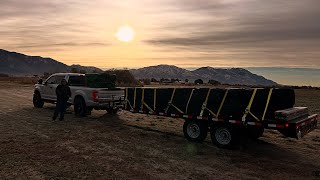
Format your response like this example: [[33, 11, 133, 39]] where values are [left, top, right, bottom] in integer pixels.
[[53, 79, 71, 121]]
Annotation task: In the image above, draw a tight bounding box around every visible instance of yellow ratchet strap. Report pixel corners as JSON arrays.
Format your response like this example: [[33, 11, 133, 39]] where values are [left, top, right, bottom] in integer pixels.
[[133, 88, 137, 109], [200, 89, 212, 116], [242, 88, 258, 122], [125, 88, 128, 109], [140, 88, 145, 110], [185, 89, 195, 113], [262, 88, 273, 121], [153, 88, 157, 111], [165, 88, 184, 114], [140, 88, 154, 112], [216, 89, 229, 117]]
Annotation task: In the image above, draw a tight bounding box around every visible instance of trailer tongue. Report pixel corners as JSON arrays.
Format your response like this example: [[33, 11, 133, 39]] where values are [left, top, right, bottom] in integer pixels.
[[125, 87, 318, 148]]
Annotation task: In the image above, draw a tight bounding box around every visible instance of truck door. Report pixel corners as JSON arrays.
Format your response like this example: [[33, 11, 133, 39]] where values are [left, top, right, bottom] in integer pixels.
[[52, 75, 66, 100], [42, 75, 56, 100]]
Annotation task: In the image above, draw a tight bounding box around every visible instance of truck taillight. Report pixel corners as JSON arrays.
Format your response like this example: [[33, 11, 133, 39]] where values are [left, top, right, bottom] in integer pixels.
[[92, 90, 98, 102]]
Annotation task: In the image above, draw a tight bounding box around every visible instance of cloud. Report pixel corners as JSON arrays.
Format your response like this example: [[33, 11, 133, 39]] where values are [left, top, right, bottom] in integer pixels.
[[0, 0, 320, 68], [145, 0, 320, 67]]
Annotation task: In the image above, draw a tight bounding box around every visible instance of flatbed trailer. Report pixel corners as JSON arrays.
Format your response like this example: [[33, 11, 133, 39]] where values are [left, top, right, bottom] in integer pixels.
[[125, 87, 318, 148]]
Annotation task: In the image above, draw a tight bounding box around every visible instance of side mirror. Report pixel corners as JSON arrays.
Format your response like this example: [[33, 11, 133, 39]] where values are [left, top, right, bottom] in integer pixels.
[[38, 79, 43, 84]]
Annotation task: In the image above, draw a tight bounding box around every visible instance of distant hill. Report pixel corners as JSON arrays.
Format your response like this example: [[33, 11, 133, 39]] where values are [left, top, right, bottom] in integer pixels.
[[130, 65, 202, 80], [131, 65, 277, 86], [193, 67, 276, 86], [0, 49, 102, 75]]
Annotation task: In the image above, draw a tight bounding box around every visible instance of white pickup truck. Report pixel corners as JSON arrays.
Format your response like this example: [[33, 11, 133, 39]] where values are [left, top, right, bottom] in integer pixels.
[[33, 73, 125, 116]]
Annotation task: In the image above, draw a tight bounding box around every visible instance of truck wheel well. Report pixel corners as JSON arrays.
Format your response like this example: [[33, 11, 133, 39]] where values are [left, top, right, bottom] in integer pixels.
[[74, 95, 85, 103]]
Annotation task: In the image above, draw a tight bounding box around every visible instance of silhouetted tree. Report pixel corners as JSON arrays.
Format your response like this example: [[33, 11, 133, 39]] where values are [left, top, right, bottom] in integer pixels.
[[71, 67, 79, 73], [79, 69, 87, 74], [194, 79, 204, 84], [208, 79, 221, 85]]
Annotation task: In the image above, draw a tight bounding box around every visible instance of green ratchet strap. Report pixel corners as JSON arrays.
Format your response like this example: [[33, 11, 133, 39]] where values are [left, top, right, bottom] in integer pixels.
[[262, 88, 273, 121]]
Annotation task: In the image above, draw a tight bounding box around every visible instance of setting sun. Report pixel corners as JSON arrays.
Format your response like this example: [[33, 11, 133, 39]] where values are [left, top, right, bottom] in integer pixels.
[[115, 25, 135, 42]]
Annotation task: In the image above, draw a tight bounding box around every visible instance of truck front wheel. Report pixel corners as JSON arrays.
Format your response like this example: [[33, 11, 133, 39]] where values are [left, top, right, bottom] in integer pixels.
[[33, 93, 44, 108], [183, 120, 208, 143], [74, 97, 86, 117]]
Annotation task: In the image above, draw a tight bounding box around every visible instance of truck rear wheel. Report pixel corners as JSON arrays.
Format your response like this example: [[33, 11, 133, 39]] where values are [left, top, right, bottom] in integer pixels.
[[33, 93, 44, 108], [211, 125, 239, 149], [183, 120, 208, 143], [74, 97, 86, 117]]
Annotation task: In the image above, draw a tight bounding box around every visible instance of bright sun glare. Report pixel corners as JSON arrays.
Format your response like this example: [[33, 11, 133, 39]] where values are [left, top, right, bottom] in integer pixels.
[[116, 25, 135, 42]]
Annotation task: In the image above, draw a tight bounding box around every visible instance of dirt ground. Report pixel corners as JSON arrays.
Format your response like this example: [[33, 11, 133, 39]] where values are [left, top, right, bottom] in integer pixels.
[[0, 82, 319, 179]]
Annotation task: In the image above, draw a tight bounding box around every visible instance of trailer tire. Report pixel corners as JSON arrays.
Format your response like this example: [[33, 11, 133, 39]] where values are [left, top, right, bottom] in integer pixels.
[[183, 120, 208, 143], [33, 92, 44, 108], [74, 96, 86, 117], [211, 125, 239, 149]]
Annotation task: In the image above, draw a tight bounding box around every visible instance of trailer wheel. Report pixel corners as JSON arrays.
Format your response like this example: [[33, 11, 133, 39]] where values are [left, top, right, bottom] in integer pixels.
[[183, 120, 208, 143], [211, 125, 239, 148], [33, 92, 44, 108], [74, 97, 86, 117]]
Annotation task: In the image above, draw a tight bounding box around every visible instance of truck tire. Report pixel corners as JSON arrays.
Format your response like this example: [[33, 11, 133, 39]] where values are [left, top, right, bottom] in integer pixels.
[[33, 92, 44, 108], [210, 125, 239, 149], [183, 120, 208, 143], [248, 127, 264, 140], [74, 97, 86, 117]]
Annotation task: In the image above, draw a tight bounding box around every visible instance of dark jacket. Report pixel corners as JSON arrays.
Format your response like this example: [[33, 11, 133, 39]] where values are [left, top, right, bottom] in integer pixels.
[[56, 84, 71, 102]]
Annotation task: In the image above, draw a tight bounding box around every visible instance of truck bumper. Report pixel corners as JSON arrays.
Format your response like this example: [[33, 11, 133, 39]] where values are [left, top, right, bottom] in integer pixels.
[[90, 100, 125, 110]]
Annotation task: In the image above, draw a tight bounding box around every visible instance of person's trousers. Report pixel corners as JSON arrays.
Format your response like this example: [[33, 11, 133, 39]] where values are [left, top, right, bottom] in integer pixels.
[[53, 100, 67, 120]]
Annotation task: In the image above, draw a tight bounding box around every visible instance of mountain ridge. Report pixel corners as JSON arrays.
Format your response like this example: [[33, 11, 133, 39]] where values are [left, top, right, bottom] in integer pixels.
[[131, 65, 277, 86], [0, 49, 276, 86], [0, 49, 103, 75]]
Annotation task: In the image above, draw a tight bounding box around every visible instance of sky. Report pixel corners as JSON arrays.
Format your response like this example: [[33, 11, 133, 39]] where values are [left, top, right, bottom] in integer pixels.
[[1, 0, 320, 69]]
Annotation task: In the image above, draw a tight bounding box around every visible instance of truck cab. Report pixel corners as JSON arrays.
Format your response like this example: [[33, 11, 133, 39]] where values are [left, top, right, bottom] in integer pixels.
[[33, 73, 125, 116]]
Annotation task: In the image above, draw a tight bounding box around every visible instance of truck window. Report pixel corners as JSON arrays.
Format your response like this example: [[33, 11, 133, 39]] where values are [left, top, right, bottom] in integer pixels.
[[69, 75, 86, 86], [55, 76, 66, 84], [46, 76, 55, 84]]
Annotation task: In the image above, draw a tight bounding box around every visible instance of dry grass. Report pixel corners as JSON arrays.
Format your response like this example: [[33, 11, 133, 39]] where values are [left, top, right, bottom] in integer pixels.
[[295, 89, 320, 115], [0, 81, 319, 179], [0, 77, 39, 84]]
